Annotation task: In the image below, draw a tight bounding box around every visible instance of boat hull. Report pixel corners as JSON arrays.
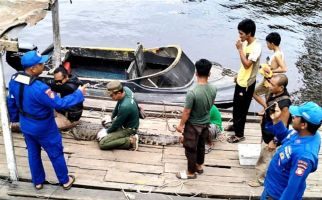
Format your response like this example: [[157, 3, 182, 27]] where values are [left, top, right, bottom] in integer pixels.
[[7, 45, 236, 108]]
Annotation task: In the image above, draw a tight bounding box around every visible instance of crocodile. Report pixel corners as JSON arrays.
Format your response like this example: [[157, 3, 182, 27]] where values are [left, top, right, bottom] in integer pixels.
[[67, 121, 179, 146]]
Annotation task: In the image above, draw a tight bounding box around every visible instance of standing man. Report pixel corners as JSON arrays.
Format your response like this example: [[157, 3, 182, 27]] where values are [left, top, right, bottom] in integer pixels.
[[248, 74, 291, 187], [261, 102, 321, 200], [7, 51, 86, 190], [97, 80, 140, 151], [176, 59, 217, 179], [226, 19, 262, 143]]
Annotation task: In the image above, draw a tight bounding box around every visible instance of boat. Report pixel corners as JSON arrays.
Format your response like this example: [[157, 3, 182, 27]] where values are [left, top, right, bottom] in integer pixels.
[[6, 44, 236, 108]]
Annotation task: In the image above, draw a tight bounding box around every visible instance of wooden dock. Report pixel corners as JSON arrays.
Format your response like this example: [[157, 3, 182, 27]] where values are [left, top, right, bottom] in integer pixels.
[[1, 98, 321, 199]]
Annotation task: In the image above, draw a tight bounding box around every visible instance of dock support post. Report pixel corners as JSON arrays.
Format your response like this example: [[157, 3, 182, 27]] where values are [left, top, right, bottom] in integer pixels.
[[0, 52, 18, 181], [51, 0, 61, 69]]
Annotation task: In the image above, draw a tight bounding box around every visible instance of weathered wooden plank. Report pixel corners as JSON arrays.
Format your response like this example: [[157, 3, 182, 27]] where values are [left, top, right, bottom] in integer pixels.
[[164, 163, 255, 178], [6, 181, 121, 200], [113, 150, 163, 165], [155, 176, 263, 199], [1, 185, 49, 200], [104, 170, 164, 186], [1, 110, 321, 199], [68, 157, 163, 174], [5, 180, 217, 200]]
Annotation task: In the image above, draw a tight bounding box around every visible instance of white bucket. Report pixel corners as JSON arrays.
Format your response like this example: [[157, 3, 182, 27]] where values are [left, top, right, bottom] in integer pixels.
[[238, 144, 261, 166]]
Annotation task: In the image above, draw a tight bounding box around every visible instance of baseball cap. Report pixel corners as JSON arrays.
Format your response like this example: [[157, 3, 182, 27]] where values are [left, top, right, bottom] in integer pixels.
[[21, 50, 49, 69], [289, 101, 322, 125], [106, 80, 123, 96]]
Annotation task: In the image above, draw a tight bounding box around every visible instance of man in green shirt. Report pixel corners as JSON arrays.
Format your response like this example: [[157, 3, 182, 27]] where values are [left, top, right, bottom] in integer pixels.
[[176, 59, 217, 179], [97, 81, 140, 151], [206, 105, 223, 153], [210, 104, 223, 131]]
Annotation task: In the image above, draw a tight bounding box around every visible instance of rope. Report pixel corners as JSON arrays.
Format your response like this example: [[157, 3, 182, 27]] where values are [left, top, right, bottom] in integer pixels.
[[46, 185, 60, 200], [121, 186, 131, 200], [162, 103, 177, 133]]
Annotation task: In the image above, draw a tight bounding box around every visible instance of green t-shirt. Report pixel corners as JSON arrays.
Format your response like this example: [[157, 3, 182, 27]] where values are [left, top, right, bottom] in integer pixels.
[[185, 84, 217, 124], [210, 105, 223, 131], [108, 87, 139, 133]]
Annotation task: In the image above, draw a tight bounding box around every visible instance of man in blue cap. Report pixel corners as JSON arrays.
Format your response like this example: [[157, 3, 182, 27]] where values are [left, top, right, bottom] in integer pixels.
[[7, 50, 86, 190], [261, 101, 322, 200]]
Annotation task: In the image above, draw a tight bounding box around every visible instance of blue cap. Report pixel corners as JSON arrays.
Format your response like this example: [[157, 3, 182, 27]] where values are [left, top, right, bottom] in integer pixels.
[[289, 102, 322, 125], [21, 50, 49, 69]]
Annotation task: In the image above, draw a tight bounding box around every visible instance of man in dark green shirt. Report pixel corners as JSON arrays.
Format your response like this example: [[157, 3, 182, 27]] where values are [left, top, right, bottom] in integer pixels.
[[176, 59, 217, 179], [98, 81, 140, 151]]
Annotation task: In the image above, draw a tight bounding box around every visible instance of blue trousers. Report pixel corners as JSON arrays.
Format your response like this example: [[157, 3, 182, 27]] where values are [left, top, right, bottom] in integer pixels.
[[23, 131, 69, 185], [261, 188, 276, 200]]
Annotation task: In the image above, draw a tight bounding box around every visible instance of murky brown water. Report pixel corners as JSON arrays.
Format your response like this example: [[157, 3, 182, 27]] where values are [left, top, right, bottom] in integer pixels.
[[4, 0, 322, 108]]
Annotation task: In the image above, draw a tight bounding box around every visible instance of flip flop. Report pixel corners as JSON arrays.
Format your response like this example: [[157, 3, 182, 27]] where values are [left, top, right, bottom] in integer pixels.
[[205, 145, 213, 154], [176, 171, 197, 179], [35, 184, 43, 190], [63, 175, 76, 190], [227, 135, 245, 143]]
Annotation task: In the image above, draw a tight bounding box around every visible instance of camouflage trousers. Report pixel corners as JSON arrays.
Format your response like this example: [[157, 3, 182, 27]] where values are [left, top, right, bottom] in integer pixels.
[[255, 142, 276, 183], [99, 128, 136, 150]]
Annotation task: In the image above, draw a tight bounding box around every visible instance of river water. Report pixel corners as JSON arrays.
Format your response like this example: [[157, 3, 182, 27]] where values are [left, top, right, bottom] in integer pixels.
[[4, 0, 322, 109]]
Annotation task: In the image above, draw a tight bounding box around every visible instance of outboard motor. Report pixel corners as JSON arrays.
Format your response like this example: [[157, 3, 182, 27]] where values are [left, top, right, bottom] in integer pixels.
[[6, 42, 37, 71]]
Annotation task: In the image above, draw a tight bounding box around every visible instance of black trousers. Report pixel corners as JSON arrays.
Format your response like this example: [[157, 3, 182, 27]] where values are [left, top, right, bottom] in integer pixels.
[[183, 122, 209, 173], [232, 82, 256, 137]]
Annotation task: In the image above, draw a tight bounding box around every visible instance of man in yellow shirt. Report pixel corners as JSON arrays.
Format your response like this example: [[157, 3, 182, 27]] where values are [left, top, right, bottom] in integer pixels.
[[227, 19, 262, 143]]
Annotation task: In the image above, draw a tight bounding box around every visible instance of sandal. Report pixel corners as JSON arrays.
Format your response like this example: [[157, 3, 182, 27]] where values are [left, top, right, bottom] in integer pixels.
[[205, 145, 213, 154], [176, 171, 197, 179], [35, 184, 43, 190], [63, 175, 76, 190], [227, 135, 245, 143]]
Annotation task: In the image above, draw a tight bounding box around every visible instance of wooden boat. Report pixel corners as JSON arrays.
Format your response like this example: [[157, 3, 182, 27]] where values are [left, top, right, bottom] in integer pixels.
[[7, 44, 236, 108]]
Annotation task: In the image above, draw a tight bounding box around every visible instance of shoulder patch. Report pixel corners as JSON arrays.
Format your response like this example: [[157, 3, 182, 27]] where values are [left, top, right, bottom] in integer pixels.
[[45, 89, 55, 99], [295, 160, 308, 176]]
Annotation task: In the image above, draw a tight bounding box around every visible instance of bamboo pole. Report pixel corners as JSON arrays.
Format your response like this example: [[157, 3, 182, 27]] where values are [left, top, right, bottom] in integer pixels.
[[0, 52, 18, 181], [51, 0, 61, 69]]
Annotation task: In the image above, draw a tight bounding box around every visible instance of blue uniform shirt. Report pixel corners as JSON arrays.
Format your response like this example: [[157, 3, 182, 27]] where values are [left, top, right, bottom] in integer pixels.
[[7, 73, 84, 136], [264, 121, 321, 200]]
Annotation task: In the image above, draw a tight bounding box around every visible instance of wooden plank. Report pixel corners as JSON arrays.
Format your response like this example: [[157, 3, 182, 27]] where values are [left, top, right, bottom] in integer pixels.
[[155, 176, 263, 199], [104, 170, 164, 186], [68, 157, 163, 174], [1, 185, 49, 200], [164, 163, 254, 178], [113, 150, 163, 165], [5, 181, 216, 200], [1, 112, 322, 199], [6, 181, 122, 200]]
